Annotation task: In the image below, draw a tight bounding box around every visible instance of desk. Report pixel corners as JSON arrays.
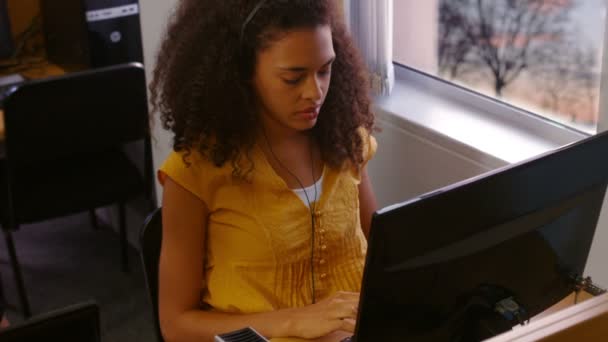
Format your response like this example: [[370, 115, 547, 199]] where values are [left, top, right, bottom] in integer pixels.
[[487, 292, 608, 341], [0, 58, 68, 79], [0, 109, 4, 141], [270, 292, 596, 342]]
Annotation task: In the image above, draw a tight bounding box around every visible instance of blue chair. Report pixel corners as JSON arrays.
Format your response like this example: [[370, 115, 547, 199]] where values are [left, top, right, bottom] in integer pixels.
[[0, 301, 100, 342], [0, 63, 155, 317]]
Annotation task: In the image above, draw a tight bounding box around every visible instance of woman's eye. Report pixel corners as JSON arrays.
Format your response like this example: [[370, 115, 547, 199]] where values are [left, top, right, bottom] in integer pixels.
[[283, 77, 302, 85]]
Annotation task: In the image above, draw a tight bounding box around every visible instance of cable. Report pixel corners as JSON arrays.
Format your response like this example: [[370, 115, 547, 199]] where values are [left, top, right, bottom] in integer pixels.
[[262, 129, 318, 303]]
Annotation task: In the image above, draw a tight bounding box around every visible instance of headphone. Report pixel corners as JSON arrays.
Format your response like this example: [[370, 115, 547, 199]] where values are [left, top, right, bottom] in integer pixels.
[[262, 130, 319, 304]]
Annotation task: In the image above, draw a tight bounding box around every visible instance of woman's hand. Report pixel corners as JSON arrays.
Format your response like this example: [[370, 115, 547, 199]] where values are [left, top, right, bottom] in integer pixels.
[[284, 291, 359, 339]]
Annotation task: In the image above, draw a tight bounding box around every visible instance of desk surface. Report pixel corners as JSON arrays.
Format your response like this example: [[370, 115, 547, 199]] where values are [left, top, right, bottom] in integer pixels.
[[0, 109, 4, 141], [487, 292, 608, 341], [0, 62, 67, 143]]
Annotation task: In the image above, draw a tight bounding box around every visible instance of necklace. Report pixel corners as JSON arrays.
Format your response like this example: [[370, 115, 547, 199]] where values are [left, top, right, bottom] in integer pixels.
[[262, 129, 319, 303]]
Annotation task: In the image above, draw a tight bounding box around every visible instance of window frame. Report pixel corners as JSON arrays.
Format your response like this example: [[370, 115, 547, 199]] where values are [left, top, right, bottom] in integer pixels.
[[392, 62, 590, 141], [373, 62, 589, 165]]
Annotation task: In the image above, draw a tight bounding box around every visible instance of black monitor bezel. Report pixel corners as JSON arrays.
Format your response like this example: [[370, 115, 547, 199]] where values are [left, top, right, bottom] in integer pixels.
[[0, 0, 14, 59]]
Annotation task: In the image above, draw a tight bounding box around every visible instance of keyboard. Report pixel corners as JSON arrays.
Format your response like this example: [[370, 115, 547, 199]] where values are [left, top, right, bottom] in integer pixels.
[[0, 73, 24, 105]]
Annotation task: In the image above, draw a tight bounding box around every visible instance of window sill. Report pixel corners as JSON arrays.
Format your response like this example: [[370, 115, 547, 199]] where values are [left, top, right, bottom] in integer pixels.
[[373, 65, 589, 165]]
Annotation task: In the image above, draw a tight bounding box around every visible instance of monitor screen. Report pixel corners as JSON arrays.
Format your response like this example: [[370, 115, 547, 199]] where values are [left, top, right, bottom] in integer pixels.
[[0, 0, 13, 59], [355, 130, 608, 342]]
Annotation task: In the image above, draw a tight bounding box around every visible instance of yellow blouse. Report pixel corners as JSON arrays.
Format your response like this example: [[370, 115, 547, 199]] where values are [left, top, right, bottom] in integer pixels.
[[159, 132, 377, 314]]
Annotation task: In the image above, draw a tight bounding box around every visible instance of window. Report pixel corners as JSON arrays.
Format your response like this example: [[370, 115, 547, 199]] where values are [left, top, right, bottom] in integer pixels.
[[393, 0, 606, 133]]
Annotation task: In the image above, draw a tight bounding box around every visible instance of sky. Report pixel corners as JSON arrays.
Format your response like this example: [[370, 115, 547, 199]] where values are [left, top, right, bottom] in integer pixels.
[[572, 0, 606, 46]]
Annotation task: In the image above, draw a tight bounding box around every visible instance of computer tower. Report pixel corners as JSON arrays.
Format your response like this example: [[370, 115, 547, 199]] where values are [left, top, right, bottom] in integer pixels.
[[0, 0, 15, 59], [40, 0, 143, 68]]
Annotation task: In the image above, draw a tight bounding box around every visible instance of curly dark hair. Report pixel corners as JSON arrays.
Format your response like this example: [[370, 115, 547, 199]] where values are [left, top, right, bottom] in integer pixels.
[[150, 0, 374, 176]]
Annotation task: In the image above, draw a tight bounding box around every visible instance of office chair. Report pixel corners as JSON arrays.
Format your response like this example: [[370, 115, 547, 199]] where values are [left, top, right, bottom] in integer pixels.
[[0, 63, 155, 317], [0, 300, 100, 342], [139, 207, 163, 342]]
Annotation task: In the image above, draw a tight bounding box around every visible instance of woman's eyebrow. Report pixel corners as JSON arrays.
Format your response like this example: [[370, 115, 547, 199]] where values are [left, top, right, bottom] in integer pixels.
[[277, 56, 336, 72]]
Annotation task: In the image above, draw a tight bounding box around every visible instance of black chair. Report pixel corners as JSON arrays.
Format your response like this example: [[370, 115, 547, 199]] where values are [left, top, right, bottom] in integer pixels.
[[0, 63, 155, 317], [139, 207, 163, 342], [0, 300, 100, 342], [0, 269, 7, 323]]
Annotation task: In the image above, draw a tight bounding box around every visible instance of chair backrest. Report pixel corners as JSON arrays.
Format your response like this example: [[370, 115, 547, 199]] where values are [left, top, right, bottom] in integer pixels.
[[139, 207, 164, 342], [0, 301, 100, 342], [2, 62, 149, 165]]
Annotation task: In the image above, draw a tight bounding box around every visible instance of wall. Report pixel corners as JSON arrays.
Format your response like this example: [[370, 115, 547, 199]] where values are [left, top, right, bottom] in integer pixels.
[[6, 0, 39, 36], [587, 8, 608, 288], [137, 0, 607, 287], [381, 0, 608, 287], [5, 0, 45, 60], [91, 0, 178, 247], [587, 194, 608, 287], [369, 105, 608, 288]]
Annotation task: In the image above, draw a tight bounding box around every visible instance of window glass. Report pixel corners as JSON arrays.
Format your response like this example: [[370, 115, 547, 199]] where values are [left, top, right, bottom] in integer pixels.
[[394, 0, 606, 133]]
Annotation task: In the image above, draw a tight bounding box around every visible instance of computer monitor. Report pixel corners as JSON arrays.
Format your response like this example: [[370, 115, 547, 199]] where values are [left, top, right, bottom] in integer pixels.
[[0, 0, 13, 59], [355, 130, 608, 341]]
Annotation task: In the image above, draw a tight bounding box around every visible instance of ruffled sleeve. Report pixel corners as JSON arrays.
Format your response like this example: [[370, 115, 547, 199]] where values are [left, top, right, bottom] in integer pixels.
[[360, 127, 377, 168], [351, 127, 378, 183]]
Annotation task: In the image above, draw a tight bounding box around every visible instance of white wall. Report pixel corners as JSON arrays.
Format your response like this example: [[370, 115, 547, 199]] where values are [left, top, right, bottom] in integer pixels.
[[380, 0, 608, 287], [139, 0, 178, 205], [368, 109, 505, 208], [586, 194, 608, 287]]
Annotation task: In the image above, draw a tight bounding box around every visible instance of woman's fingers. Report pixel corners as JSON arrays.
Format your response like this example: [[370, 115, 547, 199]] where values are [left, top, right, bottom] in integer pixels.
[[329, 301, 358, 320], [340, 318, 356, 333]]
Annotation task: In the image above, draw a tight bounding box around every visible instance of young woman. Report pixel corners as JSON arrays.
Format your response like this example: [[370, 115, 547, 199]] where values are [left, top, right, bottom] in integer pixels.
[[151, 1, 377, 340]]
